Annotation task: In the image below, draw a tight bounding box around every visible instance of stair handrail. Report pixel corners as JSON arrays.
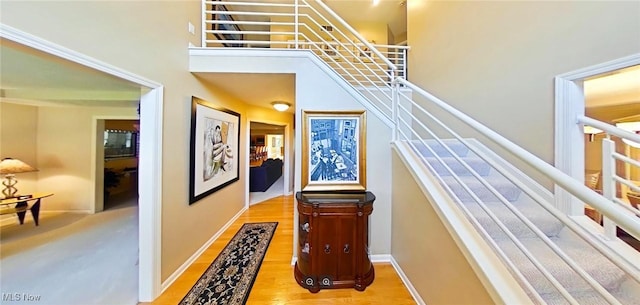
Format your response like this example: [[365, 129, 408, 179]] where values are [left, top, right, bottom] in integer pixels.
[[578, 115, 640, 144], [310, 0, 398, 73], [397, 78, 640, 241]]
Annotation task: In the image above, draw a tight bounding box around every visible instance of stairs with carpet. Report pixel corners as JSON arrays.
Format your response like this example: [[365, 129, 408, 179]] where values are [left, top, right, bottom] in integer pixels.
[[410, 139, 640, 305]]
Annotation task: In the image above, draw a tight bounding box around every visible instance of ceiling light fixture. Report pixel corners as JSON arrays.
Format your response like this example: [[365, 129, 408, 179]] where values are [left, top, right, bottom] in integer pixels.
[[373, 0, 380, 5], [615, 122, 640, 148], [271, 101, 291, 112]]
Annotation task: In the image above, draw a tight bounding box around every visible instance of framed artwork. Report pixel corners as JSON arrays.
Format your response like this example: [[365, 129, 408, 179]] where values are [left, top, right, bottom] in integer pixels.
[[302, 110, 366, 191], [211, 0, 243, 47], [189, 96, 241, 204]]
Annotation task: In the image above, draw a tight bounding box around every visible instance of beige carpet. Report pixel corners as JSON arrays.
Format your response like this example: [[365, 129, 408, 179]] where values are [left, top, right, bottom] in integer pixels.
[[0, 197, 138, 305]]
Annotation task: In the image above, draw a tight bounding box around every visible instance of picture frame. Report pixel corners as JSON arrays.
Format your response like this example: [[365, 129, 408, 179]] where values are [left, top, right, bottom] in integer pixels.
[[189, 96, 241, 204], [211, 0, 243, 47], [302, 110, 366, 191]]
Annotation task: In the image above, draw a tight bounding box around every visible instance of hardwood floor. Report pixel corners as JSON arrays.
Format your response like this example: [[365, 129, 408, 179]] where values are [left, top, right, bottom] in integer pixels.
[[148, 195, 416, 305]]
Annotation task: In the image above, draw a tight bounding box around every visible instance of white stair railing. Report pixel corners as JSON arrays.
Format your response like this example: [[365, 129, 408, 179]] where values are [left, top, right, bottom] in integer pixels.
[[202, 0, 407, 118], [579, 115, 640, 239], [200, 1, 640, 303], [395, 78, 640, 304]]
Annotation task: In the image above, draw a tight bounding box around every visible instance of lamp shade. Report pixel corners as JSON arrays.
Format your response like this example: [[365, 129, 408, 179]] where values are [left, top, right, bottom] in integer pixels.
[[0, 158, 37, 174], [271, 101, 291, 112]]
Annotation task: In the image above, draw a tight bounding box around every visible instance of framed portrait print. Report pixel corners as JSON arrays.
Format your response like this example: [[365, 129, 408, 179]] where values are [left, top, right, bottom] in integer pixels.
[[302, 110, 366, 191], [189, 96, 240, 204]]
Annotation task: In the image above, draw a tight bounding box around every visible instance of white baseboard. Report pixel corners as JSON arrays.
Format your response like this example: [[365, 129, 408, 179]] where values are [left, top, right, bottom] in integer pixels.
[[390, 256, 426, 305], [160, 206, 247, 292], [370, 254, 391, 263]]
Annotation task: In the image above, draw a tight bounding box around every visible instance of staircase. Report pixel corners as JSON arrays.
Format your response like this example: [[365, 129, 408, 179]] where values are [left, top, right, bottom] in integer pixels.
[[411, 139, 640, 304], [200, 1, 640, 304]]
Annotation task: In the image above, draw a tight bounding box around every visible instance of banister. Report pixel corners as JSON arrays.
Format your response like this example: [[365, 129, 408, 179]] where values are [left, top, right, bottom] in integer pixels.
[[398, 78, 640, 241], [308, 0, 398, 72], [578, 115, 640, 144]]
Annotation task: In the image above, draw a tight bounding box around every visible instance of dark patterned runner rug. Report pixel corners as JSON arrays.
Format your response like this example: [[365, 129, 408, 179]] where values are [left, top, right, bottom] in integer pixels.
[[179, 222, 278, 305]]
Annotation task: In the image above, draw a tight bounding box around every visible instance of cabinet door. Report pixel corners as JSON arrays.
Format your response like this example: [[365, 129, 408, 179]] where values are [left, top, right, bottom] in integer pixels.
[[336, 216, 356, 281], [315, 216, 338, 284]]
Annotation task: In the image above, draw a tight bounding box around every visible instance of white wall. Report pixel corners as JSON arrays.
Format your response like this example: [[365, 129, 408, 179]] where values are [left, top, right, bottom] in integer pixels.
[[191, 50, 394, 255]]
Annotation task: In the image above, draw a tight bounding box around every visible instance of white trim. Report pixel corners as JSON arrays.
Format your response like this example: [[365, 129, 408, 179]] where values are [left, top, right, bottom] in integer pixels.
[[0, 24, 165, 303], [291, 255, 297, 266], [161, 206, 247, 292], [554, 53, 640, 215], [390, 256, 426, 305], [370, 254, 391, 263], [138, 87, 164, 301], [0, 24, 161, 89]]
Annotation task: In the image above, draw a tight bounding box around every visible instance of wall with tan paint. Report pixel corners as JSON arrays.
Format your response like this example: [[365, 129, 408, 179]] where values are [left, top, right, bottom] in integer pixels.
[[391, 150, 495, 305], [1, 0, 248, 281], [406, 0, 640, 185]]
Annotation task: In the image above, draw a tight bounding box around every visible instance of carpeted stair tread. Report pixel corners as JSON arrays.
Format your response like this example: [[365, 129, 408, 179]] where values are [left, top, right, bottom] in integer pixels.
[[410, 139, 470, 158], [423, 156, 492, 176], [494, 236, 638, 301], [464, 201, 564, 239], [538, 288, 640, 305], [439, 175, 522, 203]]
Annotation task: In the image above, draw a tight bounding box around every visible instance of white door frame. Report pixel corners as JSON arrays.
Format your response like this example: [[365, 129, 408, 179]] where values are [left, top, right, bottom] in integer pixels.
[[554, 53, 640, 215], [1, 25, 164, 302], [246, 118, 292, 207]]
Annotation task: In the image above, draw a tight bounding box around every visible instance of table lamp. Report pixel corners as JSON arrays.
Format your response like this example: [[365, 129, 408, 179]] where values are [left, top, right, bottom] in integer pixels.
[[0, 158, 38, 199]]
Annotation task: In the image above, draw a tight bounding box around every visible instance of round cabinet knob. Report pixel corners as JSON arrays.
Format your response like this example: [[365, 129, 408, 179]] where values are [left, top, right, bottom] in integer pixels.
[[343, 244, 350, 253], [324, 244, 331, 254]]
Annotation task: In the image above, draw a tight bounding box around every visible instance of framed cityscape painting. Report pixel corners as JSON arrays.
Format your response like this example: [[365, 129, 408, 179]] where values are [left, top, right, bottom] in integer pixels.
[[189, 96, 240, 204], [302, 110, 366, 191]]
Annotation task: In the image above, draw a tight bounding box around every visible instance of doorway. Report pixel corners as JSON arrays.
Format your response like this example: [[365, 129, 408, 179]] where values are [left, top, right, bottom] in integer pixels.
[[1, 26, 164, 302], [554, 54, 640, 215], [249, 121, 288, 205], [102, 119, 140, 211]]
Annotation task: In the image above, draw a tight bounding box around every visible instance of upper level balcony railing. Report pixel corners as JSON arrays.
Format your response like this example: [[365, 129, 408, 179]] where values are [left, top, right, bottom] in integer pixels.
[[202, 0, 408, 118]]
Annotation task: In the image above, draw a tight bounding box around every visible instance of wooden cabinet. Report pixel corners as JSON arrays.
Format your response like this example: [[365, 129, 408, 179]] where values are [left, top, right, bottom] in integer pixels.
[[294, 191, 375, 292]]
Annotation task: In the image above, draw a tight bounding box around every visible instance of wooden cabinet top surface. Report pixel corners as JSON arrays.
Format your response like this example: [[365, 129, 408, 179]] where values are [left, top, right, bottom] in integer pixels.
[[296, 191, 375, 205]]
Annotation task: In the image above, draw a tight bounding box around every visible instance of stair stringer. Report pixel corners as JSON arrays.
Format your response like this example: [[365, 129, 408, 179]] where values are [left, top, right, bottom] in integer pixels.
[[391, 140, 534, 305]]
